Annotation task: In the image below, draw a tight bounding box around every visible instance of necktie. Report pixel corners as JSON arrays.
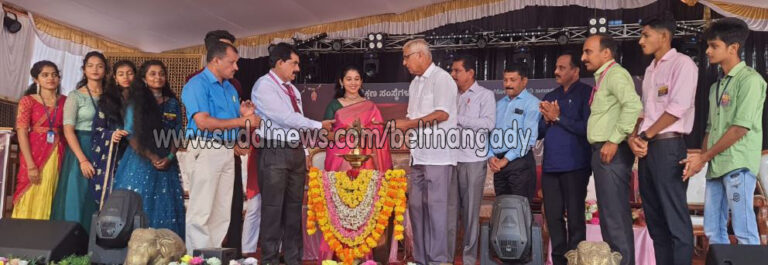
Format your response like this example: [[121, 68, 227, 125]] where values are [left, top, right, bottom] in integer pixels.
[[283, 83, 301, 113]]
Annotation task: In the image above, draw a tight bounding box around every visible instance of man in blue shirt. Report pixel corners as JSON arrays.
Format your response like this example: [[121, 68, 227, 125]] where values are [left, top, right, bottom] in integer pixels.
[[181, 42, 259, 252], [185, 29, 248, 256], [538, 51, 592, 265], [488, 63, 541, 200]]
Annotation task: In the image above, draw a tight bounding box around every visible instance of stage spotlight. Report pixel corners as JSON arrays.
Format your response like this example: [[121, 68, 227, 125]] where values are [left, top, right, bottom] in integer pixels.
[[267, 44, 276, 53], [294, 33, 328, 48], [588, 17, 607, 35], [556, 32, 569, 45], [490, 195, 532, 261], [599, 17, 607, 33], [363, 53, 379, 78], [3, 12, 21, 33], [367, 33, 385, 50], [477, 35, 489, 48], [331, 40, 343, 51]]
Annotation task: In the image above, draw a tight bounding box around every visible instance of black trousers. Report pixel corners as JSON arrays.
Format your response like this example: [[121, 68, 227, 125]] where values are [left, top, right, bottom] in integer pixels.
[[222, 155, 244, 255], [258, 144, 306, 265], [638, 137, 693, 265], [541, 168, 590, 265], [493, 151, 536, 201], [591, 142, 635, 265]]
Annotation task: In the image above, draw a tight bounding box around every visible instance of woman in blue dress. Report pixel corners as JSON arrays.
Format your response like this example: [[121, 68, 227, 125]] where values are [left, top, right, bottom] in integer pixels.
[[112, 60, 185, 237], [90, 60, 136, 206]]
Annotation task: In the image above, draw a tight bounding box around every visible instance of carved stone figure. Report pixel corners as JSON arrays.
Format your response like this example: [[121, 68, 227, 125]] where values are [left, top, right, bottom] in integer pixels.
[[125, 228, 186, 265], [565, 241, 622, 265]]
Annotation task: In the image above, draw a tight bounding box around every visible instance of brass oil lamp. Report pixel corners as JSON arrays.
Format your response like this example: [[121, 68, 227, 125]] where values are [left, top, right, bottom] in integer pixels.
[[337, 118, 371, 169]]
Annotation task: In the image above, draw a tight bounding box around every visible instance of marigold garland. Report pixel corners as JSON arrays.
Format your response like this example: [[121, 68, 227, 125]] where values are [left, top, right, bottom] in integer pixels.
[[307, 167, 407, 265]]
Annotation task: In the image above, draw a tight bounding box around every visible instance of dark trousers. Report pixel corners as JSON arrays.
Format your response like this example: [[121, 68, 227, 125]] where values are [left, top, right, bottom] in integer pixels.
[[591, 142, 635, 265], [638, 138, 693, 265], [372, 215, 394, 264], [258, 144, 306, 265], [223, 155, 243, 255], [541, 168, 590, 265], [493, 151, 536, 201]]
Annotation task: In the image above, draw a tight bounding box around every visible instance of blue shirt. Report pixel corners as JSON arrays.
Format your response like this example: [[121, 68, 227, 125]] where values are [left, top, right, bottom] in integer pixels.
[[538, 81, 592, 173], [489, 89, 541, 161], [181, 68, 240, 141]]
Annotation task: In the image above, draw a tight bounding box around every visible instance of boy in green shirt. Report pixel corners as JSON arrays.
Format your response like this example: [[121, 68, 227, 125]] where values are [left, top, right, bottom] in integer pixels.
[[682, 17, 767, 245]]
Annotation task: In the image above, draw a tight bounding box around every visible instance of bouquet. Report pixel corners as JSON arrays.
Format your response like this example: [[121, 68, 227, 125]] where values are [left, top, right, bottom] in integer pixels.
[[585, 199, 599, 225]]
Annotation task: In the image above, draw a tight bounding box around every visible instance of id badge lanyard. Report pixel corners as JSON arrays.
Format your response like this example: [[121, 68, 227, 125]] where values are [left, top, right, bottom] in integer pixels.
[[43, 97, 60, 144]]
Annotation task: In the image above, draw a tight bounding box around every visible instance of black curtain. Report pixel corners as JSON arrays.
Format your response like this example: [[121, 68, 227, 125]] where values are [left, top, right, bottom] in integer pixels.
[[234, 57, 270, 100]]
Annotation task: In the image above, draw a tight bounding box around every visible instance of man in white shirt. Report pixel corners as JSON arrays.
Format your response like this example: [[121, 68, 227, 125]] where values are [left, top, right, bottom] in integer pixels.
[[396, 39, 458, 265], [450, 54, 496, 265], [251, 43, 332, 265]]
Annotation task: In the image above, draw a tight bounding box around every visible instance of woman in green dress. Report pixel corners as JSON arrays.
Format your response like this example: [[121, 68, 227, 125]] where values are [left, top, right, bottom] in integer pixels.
[[51, 51, 108, 232]]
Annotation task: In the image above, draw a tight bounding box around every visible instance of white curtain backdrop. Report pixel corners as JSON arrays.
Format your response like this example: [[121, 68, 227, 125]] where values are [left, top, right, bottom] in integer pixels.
[[699, 0, 768, 32], [238, 0, 658, 58], [713, 0, 768, 9], [28, 13, 94, 57], [29, 35, 84, 96], [0, 6, 35, 100]]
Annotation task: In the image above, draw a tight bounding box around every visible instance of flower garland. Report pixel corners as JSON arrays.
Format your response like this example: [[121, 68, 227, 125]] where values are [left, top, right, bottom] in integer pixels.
[[333, 170, 373, 208], [307, 167, 407, 265]]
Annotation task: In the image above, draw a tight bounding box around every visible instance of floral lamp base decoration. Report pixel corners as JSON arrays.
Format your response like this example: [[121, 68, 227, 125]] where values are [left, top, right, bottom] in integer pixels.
[[306, 167, 408, 265]]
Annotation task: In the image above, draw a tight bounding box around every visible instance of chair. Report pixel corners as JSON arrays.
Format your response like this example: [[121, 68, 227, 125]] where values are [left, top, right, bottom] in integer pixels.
[[685, 158, 708, 254]]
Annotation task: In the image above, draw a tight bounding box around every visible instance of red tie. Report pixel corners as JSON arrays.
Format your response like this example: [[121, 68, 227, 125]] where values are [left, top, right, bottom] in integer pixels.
[[283, 83, 301, 113]]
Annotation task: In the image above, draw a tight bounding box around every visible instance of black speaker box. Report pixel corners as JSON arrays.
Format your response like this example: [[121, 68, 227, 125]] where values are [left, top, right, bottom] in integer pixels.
[[0, 219, 88, 263], [706, 244, 768, 265]]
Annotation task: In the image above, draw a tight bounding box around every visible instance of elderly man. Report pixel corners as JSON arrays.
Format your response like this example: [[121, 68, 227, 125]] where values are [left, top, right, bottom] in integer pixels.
[[396, 39, 458, 265]]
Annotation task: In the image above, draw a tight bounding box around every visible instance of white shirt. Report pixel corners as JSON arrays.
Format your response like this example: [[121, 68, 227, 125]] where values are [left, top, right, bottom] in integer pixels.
[[252, 70, 322, 143], [406, 63, 458, 166], [455, 82, 496, 162]]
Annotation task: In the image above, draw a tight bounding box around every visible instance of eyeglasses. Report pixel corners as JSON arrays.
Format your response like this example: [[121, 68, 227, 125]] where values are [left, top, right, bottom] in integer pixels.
[[403, 51, 419, 60]]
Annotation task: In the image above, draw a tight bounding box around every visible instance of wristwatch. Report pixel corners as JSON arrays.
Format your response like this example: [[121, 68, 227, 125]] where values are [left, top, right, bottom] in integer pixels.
[[638, 132, 651, 141], [554, 116, 561, 123]]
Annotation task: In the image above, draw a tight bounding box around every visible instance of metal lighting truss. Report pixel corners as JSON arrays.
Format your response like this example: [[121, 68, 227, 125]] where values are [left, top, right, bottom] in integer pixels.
[[296, 20, 706, 53]]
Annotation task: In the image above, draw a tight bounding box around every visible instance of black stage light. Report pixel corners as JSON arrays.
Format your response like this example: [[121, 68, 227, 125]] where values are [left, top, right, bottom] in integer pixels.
[[3, 12, 22, 33]]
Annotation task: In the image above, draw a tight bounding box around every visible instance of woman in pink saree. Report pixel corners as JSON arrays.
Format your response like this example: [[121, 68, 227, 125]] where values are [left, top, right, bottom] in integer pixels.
[[319, 66, 394, 263]]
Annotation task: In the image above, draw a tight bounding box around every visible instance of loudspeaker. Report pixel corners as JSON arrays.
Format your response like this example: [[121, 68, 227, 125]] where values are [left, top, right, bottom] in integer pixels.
[[88, 214, 147, 265], [193, 248, 237, 265], [88, 190, 148, 265], [490, 195, 532, 261], [0, 219, 88, 263], [94, 190, 146, 248], [706, 244, 768, 265]]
